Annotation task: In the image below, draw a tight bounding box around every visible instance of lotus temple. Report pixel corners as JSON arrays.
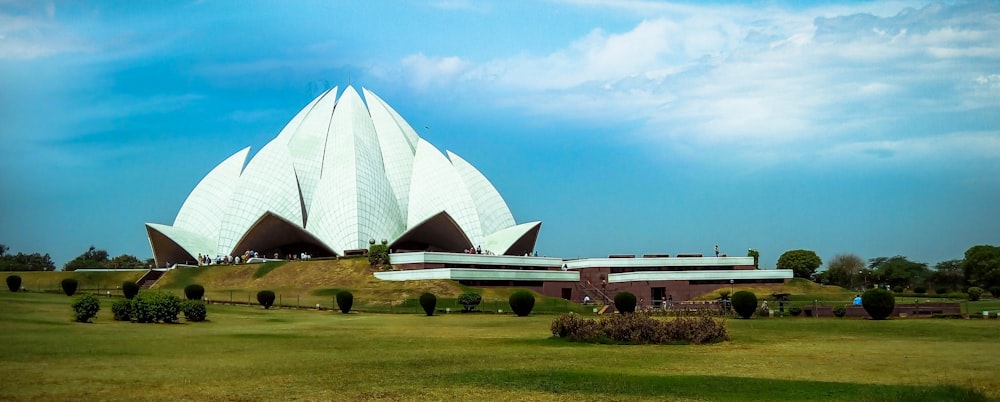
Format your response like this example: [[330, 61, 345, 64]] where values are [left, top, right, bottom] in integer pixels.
[[147, 86, 791, 303]]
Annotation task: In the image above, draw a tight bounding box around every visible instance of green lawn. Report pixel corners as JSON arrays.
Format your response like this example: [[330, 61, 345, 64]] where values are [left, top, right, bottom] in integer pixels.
[[1, 291, 997, 401]]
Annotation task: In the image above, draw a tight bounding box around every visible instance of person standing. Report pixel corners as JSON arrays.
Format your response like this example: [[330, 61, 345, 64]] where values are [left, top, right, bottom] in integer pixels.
[[715, 244, 719, 257]]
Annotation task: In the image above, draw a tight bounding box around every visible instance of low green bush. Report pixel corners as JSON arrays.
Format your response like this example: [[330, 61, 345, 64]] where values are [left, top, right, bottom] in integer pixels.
[[990, 286, 1000, 298], [913, 286, 927, 295], [509, 290, 536, 317], [61, 278, 78, 296], [833, 305, 846, 318], [257, 290, 275, 309], [122, 281, 139, 299], [457, 292, 482, 312], [181, 300, 207, 322], [6, 275, 21, 292], [551, 312, 728, 345], [862, 288, 895, 320], [419, 293, 436, 316], [112, 299, 132, 321], [614, 292, 637, 314], [336, 291, 353, 314], [891, 286, 904, 294], [71, 294, 100, 323], [131, 292, 181, 323], [184, 284, 205, 300], [731, 291, 757, 319], [788, 307, 802, 317], [934, 286, 949, 295], [967, 287, 984, 301]]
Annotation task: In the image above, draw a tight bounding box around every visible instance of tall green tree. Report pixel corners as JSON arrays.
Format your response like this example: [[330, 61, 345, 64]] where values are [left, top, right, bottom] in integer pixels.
[[930, 259, 965, 291], [107, 254, 145, 269], [63, 246, 110, 271], [776, 249, 822, 279], [818, 253, 865, 289], [0, 244, 56, 271], [963, 245, 1000, 290], [869, 256, 929, 290]]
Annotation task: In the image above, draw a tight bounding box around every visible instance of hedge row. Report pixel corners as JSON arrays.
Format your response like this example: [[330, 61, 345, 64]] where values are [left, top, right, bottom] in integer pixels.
[[551, 311, 728, 344]]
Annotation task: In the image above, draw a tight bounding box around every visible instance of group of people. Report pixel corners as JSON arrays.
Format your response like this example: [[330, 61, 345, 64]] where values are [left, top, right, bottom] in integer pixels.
[[195, 250, 313, 266]]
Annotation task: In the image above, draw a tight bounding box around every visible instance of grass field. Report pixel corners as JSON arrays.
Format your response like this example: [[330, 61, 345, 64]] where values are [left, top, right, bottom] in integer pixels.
[[1, 291, 997, 401]]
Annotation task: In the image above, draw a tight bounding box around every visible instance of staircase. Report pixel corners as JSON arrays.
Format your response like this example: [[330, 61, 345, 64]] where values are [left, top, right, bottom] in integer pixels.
[[578, 282, 616, 314], [137, 269, 166, 289]]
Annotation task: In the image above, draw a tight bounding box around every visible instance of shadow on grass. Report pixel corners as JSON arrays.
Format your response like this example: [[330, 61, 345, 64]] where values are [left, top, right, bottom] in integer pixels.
[[439, 369, 994, 402]]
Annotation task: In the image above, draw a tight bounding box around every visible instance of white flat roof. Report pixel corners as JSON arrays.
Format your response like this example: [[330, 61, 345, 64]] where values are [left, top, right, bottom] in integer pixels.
[[375, 268, 579, 282], [389, 251, 564, 268], [609, 269, 792, 283]]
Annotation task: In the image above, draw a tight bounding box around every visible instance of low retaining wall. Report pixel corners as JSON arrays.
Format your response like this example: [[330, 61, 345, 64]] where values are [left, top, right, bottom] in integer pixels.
[[801, 302, 962, 318]]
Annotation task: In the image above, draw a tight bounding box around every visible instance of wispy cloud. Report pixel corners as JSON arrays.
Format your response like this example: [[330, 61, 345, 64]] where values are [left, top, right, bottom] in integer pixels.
[[389, 1, 1000, 168]]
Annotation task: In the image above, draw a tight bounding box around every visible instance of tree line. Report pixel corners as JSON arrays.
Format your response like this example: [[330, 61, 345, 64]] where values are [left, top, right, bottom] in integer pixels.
[[1, 244, 152, 271], [775, 245, 1000, 295]]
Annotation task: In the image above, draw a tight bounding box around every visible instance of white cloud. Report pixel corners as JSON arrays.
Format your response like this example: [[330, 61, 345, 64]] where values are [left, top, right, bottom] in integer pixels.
[[389, 1, 1000, 169]]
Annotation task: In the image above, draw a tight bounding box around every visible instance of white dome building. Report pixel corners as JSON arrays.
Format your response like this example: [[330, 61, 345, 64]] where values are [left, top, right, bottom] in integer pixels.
[[146, 86, 540, 266]]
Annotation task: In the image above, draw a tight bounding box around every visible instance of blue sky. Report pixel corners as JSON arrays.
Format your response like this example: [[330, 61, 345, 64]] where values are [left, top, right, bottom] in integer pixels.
[[1, 0, 998, 269]]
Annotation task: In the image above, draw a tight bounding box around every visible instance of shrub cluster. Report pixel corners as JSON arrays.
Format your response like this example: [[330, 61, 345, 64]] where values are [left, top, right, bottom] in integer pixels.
[[257, 290, 275, 309], [731, 291, 758, 319], [6, 275, 21, 292], [131, 292, 182, 323], [833, 305, 847, 318], [967, 287, 984, 301], [614, 292, 636, 314], [551, 311, 728, 345], [181, 300, 207, 322], [508, 290, 536, 316], [112, 299, 132, 321], [862, 288, 895, 320], [184, 284, 205, 300], [419, 292, 436, 316], [71, 294, 101, 322], [337, 291, 354, 314], [61, 278, 79, 296], [457, 292, 482, 312], [991, 286, 1000, 298], [788, 307, 802, 317], [122, 281, 140, 299]]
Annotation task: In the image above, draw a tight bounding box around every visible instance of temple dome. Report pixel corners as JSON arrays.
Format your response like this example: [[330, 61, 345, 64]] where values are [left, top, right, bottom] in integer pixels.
[[146, 86, 540, 266]]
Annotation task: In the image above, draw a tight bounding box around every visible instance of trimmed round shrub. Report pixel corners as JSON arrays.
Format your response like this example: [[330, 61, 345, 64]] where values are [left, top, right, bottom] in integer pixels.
[[419, 292, 436, 316], [833, 305, 846, 318], [131, 292, 181, 323], [6, 275, 21, 292], [122, 281, 140, 300], [336, 291, 354, 314], [71, 294, 100, 323], [862, 288, 895, 320], [508, 290, 536, 317], [891, 286, 903, 294], [935, 286, 949, 295], [181, 300, 207, 322], [731, 291, 758, 319], [457, 292, 482, 312], [184, 284, 205, 300], [967, 287, 984, 301], [112, 299, 132, 321], [990, 286, 1000, 298], [613, 292, 637, 314], [257, 290, 275, 309], [913, 286, 927, 295], [61, 278, 78, 296], [788, 307, 802, 317]]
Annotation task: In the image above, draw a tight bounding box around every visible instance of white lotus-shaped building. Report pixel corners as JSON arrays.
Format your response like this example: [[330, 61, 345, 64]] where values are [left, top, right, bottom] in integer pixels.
[[146, 86, 540, 267]]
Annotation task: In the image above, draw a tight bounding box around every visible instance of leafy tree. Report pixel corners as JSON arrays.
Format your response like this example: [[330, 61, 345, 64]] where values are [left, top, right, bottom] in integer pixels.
[[930, 259, 964, 291], [817, 253, 865, 289], [0, 244, 56, 271], [107, 254, 145, 269], [776, 250, 822, 279], [747, 249, 760, 268], [869, 256, 929, 290], [963, 245, 1000, 290], [63, 246, 110, 271], [368, 244, 389, 269]]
